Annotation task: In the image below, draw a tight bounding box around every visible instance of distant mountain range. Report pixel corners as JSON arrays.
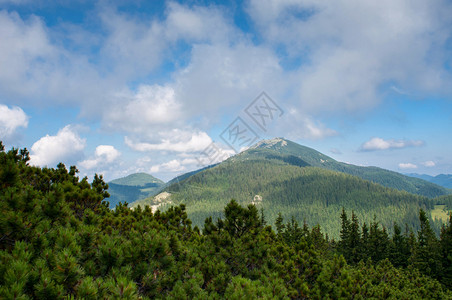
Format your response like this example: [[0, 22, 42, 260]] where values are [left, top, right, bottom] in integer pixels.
[[129, 138, 450, 238], [107, 173, 164, 208], [406, 173, 452, 189]]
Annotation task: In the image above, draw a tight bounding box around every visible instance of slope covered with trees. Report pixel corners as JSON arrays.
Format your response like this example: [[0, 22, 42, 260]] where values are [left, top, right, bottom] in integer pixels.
[[1, 142, 451, 298], [238, 138, 449, 198], [107, 173, 164, 209], [407, 173, 452, 189], [144, 157, 438, 238]]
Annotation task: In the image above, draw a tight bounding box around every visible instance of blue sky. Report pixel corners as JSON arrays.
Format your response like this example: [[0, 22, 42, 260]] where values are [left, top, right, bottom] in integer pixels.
[[0, 0, 451, 182]]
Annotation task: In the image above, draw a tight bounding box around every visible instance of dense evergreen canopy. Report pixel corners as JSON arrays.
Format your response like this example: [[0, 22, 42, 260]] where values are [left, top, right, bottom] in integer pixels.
[[1, 143, 451, 299]]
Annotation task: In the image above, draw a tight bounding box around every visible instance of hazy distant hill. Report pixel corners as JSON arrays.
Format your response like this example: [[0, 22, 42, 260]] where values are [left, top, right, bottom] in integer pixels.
[[131, 138, 447, 238], [407, 173, 452, 189], [107, 173, 164, 208]]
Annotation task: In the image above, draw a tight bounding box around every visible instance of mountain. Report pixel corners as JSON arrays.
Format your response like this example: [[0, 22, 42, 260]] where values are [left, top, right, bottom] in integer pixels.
[[107, 173, 164, 208], [407, 173, 452, 189], [131, 138, 448, 238], [238, 138, 449, 198]]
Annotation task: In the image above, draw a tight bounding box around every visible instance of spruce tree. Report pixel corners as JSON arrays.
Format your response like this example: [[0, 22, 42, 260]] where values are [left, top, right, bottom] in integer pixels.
[[411, 209, 442, 279], [440, 215, 452, 288]]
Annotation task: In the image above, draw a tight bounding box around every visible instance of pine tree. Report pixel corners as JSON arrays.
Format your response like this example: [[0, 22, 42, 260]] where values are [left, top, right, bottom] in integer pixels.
[[440, 215, 452, 288], [388, 222, 409, 268], [411, 209, 442, 279], [361, 222, 369, 260], [339, 208, 350, 257], [275, 213, 285, 237], [368, 218, 389, 263], [348, 211, 362, 264]]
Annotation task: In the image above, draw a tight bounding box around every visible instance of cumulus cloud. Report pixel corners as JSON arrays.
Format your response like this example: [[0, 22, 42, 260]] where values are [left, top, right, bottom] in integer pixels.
[[0, 104, 28, 139], [125, 130, 212, 153], [399, 163, 418, 169], [174, 42, 285, 119], [79, 145, 121, 170], [149, 143, 234, 174], [99, 9, 167, 78], [360, 137, 424, 151], [272, 109, 337, 140], [247, 0, 452, 113], [421, 160, 436, 167], [103, 85, 182, 135], [29, 125, 86, 167], [0, 10, 108, 108], [150, 159, 185, 173], [165, 1, 234, 43]]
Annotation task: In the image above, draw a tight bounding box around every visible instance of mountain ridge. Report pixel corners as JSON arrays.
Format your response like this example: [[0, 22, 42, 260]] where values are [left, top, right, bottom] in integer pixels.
[[107, 172, 164, 208], [130, 138, 449, 238], [406, 173, 452, 189], [231, 138, 448, 198]]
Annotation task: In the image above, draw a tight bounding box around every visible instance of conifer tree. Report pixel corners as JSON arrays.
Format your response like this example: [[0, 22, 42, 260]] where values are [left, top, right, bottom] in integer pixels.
[[388, 222, 410, 268], [411, 209, 442, 279], [440, 215, 452, 288], [339, 208, 350, 257]]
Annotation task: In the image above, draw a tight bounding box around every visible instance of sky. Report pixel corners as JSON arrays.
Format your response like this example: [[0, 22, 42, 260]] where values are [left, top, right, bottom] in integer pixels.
[[1, 0, 452, 182]]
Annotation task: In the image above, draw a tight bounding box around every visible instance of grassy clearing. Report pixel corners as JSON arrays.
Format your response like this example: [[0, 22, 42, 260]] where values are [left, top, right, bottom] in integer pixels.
[[431, 204, 450, 223]]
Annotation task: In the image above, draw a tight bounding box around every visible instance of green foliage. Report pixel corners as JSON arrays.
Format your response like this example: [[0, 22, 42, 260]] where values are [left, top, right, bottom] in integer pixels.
[[161, 158, 434, 239], [1, 142, 451, 299]]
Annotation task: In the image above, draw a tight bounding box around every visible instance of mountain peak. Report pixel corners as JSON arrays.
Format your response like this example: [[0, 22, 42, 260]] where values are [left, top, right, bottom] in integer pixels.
[[110, 172, 164, 186], [251, 137, 288, 149]]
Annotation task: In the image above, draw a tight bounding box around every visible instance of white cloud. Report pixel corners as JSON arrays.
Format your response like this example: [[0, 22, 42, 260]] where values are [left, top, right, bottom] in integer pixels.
[[194, 142, 235, 166], [29, 125, 85, 167], [0, 104, 28, 139], [360, 137, 424, 151], [247, 0, 452, 113], [272, 109, 337, 140], [79, 145, 121, 170], [148, 143, 234, 174], [150, 159, 185, 173], [125, 130, 212, 153], [99, 9, 167, 78], [422, 160, 436, 167], [103, 85, 182, 134], [398, 163, 418, 169], [0, 11, 54, 98], [174, 42, 285, 120], [301, 118, 337, 139], [0, 10, 116, 113], [165, 2, 234, 43]]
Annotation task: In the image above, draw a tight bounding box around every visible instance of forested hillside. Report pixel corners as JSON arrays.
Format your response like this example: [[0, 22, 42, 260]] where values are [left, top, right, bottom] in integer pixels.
[[136, 157, 441, 238], [239, 138, 449, 198], [107, 173, 164, 208], [408, 173, 452, 189], [1, 143, 451, 299]]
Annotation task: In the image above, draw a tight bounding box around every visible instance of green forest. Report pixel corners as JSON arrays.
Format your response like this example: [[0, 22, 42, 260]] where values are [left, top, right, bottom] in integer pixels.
[[135, 158, 446, 239], [1, 143, 452, 298]]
